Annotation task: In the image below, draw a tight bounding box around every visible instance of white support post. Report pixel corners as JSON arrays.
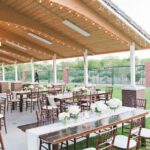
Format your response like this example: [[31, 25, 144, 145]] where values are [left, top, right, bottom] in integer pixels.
[[31, 59, 35, 83], [130, 42, 136, 87], [14, 62, 18, 82], [84, 49, 88, 86], [53, 54, 57, 84], [2, 63, 5, 81]]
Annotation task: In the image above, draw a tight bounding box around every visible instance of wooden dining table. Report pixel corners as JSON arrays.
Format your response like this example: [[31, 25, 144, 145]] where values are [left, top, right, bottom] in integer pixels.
[[18, 107, 149, 150], [53, 91, 109, 112]]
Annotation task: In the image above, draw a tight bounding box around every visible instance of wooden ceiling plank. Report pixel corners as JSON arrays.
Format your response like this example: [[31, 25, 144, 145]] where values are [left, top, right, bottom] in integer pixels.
[[0, 28, 64, 58], [0, 50, 24, 63], [1, 44, 40, 62], [0, 3, 91, 54]]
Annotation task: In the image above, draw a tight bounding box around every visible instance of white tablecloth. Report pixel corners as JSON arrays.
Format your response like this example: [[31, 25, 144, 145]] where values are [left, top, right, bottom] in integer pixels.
[[26, 107, 134, 150]]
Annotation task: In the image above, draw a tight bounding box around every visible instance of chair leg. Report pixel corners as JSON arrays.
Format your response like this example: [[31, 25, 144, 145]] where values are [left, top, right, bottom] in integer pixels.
[[74, 138, 76, 150], [4, 118, 7, 134], [122, 123, 124, 135], [39, 139, 42, 150], [86, 135, 89, 148], [26, 101, 28, 111], [48, 143, 51, 150], [66, 141, 69, 150]]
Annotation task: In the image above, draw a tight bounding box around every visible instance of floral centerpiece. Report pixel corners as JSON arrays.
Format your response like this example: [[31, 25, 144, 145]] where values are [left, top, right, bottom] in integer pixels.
[[91, 101, 108, 113], [68, 105, 81, 118], [73, 86, 89, 93], [106, 98, 122, 110], [59, 112, 70, 125], [28, 85, 34, 90]]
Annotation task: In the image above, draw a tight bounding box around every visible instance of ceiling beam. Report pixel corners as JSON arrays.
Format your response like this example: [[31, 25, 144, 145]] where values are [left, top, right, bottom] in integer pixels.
[[0, 29, 64, 58], [1, 44, 40, 62], [0, 50, 25, 63], [0, 57, 12, 64], [0, 3, 92, 54]]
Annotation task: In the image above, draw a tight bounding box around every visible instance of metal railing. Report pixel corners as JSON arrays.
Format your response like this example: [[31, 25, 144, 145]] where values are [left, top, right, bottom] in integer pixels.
[[0, 65, 145, 85]]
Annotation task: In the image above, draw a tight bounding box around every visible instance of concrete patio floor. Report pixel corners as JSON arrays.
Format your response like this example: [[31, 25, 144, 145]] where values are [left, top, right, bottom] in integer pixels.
[[2, 110, 37, 150]]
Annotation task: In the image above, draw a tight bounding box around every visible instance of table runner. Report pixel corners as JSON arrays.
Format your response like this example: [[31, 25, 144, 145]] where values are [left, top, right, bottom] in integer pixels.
[[26, 107, 134, 150]]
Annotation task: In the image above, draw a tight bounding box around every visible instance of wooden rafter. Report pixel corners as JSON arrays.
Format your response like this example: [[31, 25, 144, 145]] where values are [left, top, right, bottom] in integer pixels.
[[1, 44, 39, 62], [0, 3, 93, 55], [0, 50, 25, 63]]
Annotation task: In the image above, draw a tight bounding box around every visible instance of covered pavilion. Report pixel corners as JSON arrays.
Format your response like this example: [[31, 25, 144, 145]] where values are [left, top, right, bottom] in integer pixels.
[[0, 1, 150, 150], [0, 0, 150, 87]]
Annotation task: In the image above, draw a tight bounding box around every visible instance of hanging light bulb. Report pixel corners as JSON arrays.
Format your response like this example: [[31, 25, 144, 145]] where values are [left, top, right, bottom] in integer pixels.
[[0, 41, 1, 46]]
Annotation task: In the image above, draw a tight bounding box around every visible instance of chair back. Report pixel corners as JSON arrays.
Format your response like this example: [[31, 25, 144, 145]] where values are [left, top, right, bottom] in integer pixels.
[[39, 94, 49, 110], [105, 87, 113, 99], [96, 127, 117, 150], [127, 116, 144, 150], [0, 98, 6, 116], [48, 96, 57, 108], [36, 109, 56, 123], [136, 99, 146, 109]]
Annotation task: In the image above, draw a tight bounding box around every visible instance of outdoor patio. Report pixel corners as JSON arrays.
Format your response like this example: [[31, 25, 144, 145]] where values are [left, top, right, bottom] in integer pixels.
[[0, 0, 150, 150]]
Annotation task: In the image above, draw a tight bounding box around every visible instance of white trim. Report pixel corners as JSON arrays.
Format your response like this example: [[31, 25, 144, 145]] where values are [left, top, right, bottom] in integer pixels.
[[99, 0, 150, 43]]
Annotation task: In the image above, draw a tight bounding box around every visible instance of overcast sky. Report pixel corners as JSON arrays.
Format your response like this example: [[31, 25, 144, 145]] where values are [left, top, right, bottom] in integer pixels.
[[55, 0, 150, 63]]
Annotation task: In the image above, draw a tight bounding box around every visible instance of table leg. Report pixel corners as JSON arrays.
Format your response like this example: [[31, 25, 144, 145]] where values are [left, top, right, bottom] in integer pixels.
[[20, 95, 23, 112], [141, 117, 146, 147], [60, 100, 63, 113], [52, 144, 59, 150]]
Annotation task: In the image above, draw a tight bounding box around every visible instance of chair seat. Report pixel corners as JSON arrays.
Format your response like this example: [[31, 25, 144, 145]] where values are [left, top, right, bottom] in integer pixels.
[[81, 103, 90, 106], [26, 98, 37, 102], [112, 135, 137, 149], [82, 148, 96, 150], [42, 106, 57, 110], [138, 128, 150, 139], [9, 99, 20, 102], [0, 114, 4, 118]]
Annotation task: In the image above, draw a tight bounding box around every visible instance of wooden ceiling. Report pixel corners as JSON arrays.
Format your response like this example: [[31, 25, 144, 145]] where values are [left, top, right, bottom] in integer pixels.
[[0, 0, 150, 64]]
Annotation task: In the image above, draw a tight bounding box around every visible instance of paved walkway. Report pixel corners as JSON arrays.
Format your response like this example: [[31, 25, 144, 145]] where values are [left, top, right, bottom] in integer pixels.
[[2, 110, 36, 150]]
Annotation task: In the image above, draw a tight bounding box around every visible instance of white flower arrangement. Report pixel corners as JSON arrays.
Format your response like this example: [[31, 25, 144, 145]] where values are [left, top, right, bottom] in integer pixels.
[[28, 85, 34, 89], [91, 101, 108, 113], [106, 98, 122, 110], [59, 112, 70, 121], [68, 106, 80, 118], [73, 86, 89, 93], [38, 84, 44, 89]]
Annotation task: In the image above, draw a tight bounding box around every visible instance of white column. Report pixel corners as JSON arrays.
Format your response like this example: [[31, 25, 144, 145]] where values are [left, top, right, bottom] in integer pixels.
[[84, 49, 88, 86], [53, 54, 57, 84], [31, 59, 35, 82], [14, 62, 18, 82], [2, 63, 5, 81], [130, 42, 136, 87]]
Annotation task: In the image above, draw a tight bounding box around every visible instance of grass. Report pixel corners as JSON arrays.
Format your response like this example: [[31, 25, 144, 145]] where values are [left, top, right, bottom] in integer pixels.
[[63, 84, 150, 149]]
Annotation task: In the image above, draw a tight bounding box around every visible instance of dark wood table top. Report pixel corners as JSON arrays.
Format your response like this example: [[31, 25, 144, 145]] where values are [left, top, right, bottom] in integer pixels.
[[18, 108, 149, 145]]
